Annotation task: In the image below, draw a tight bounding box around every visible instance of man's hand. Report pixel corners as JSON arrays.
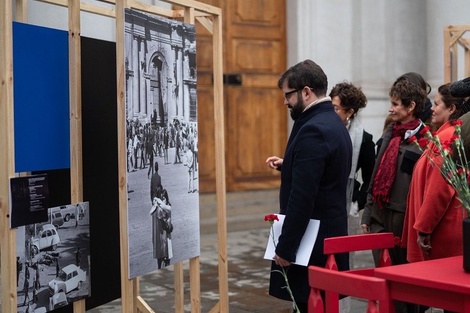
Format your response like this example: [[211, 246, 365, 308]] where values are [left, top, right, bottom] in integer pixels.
[[361, 223, 370, 234], [266, 156, 284, 169], [274, 254, 292, 267]]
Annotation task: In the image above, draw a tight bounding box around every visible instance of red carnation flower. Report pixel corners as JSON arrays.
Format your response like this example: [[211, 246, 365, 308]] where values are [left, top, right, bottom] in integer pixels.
[[264, 214, 279, 222], [451, 119, 463, 126], [418, 137, 429, 148], [419, 126, 430, 135]]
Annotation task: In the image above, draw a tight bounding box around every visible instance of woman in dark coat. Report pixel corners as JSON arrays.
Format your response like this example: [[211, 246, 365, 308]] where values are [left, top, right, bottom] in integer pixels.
[[361, 80, 427, 266]]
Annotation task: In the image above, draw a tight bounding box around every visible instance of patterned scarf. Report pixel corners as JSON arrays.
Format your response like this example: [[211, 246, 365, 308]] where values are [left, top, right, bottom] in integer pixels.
[[372, 118, 420, 208]]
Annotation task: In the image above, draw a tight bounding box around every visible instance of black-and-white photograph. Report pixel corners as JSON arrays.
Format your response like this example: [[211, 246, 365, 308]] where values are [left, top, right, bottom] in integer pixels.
[[16, 202, 90, 313], [124, 9, 200, 279]]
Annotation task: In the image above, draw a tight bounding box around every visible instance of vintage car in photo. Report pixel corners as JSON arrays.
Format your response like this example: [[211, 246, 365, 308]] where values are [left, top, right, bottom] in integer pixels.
[[49, 291, 68, 310], [59, 205, 76, 222], [49, 264, 86, 294], [49, 208, 64, 228], [30, 224, 61, 256]]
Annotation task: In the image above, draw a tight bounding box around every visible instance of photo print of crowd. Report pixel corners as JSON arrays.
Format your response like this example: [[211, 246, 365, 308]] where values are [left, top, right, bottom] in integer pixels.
[[124, 9, 201, 279]]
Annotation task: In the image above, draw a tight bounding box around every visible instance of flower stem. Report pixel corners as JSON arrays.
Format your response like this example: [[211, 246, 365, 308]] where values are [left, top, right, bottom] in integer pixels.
[[269, 221, 300, 313]]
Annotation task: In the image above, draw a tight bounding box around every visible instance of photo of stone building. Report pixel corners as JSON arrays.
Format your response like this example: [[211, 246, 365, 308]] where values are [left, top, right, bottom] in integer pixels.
[[124, 9, 200, 279]]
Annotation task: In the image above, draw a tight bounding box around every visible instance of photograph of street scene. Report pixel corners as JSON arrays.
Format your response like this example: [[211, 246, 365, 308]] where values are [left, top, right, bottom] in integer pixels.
[[125, 9, 200, 279], [16, 202, 90, 313]]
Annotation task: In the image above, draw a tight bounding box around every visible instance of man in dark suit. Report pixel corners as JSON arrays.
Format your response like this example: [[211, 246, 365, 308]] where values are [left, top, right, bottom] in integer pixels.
[[150, 161, 162, 202], [266, 59, 352, 312]]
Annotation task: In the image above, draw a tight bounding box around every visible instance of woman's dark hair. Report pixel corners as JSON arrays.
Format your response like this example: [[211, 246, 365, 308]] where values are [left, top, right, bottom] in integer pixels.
[[393, 72, 431, 95], [161, 189, 171, 206], [437, 83, 469, 121], [329, 82, 367, 118]]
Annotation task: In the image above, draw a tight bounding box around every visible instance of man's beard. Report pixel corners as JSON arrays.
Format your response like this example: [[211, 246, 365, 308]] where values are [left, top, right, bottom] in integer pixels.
[[290, 98, 304, 120]]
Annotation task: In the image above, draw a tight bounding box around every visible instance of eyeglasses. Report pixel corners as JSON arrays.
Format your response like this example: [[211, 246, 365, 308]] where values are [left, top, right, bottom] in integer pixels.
[[283, 87, 314, 100], [284, 88, 302, 100]]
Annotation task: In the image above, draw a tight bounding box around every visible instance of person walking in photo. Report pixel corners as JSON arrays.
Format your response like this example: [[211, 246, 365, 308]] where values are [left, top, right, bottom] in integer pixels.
[[150, 161, 162, 201], [23, 273, 30, 306], [183, 142, 195, 193], [17, 256, 22, 287], [56, 258, 60, 277], [265, 59, 352, 313], [76, 247, 81, 267]]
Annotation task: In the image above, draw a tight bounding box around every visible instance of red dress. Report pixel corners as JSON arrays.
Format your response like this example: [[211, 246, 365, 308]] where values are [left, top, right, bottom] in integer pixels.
[[403, 121, 467, 262]]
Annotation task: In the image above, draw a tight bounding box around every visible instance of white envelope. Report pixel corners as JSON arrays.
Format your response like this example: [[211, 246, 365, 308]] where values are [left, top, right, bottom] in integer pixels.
[[264, 214, 320, 266]]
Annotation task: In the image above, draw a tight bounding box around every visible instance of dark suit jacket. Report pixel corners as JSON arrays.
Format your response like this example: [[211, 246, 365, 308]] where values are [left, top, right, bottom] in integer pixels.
[[269, 101, 352, 303], [150, 172, 162, 203]]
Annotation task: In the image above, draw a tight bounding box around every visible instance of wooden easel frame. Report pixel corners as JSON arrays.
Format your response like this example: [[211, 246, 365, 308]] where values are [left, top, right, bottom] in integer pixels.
[[444, 25, 470, 83], [0, 1, 227, 312]]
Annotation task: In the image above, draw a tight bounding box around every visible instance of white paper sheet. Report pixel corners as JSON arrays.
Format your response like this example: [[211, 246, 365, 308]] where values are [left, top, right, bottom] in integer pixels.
[[264, 214, 320, 266]]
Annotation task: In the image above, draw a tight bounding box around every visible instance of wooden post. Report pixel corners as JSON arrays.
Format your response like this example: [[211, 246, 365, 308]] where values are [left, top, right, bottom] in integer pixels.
[[69, 0, 84, 310], [444, 25, 470, 83], [212, 11, 229, 313], [0, 0, 16, 312], [444, 26, 452, 83], [115, 0, 136, 311]]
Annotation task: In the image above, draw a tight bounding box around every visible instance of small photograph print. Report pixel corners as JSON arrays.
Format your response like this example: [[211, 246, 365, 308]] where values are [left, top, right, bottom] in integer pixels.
[[16, 202, 90, 313]]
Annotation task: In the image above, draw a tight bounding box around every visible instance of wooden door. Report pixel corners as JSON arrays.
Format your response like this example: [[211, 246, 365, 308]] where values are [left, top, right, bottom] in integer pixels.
[[196, 0, 287, 192]]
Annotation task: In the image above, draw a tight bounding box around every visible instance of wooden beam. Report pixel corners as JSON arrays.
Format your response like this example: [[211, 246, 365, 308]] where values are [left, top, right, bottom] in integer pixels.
[[189, 257, 201, 313], [127, 0, 180, 18], [174, 262, 185, 312], [446, 25, 470, 32], [449, 30, 466, 47], [444, 26, 452, 83], [196, 16, 213, 34], [0, 0, 16, 312], [212, 12, 229, 313], [451, 43, 459, 82], [137, 295, 155, 313], [16, 0, 28, 22], [69, 0, 86, 312], [115, 0, 135, 311], [69, 0, 83, 206], [134, 0, 220, 15], [34, 0, 116, 17]]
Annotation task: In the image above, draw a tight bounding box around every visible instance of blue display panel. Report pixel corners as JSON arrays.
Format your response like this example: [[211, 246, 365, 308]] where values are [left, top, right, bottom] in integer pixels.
[[13, 22, 70, 172]]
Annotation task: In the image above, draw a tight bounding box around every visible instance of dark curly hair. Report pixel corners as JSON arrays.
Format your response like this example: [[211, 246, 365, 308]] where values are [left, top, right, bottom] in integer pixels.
[[329, 82, 367, 119], [389, 80, 427, 118]]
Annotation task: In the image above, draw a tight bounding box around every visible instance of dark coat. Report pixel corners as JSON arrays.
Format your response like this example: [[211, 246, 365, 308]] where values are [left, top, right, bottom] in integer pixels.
[[354, 130, 375, 210], [362, 122, 423, 227], [361, 121, 423, 266], [150, 172, 162, 202], [269, 101, 352, 303]]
